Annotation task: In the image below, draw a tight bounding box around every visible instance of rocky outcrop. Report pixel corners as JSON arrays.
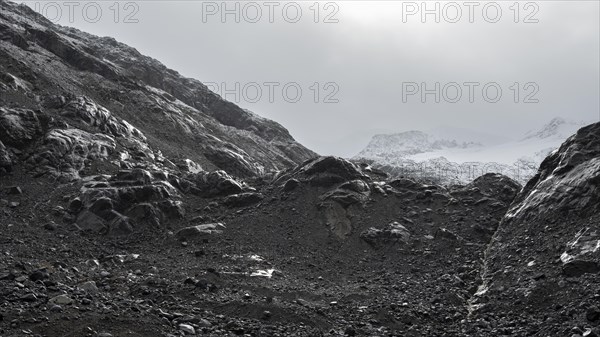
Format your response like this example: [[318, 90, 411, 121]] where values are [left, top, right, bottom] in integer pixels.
[[70, 168, 184, 235], [320, 180, 370, 207], [319, 182, 370, 239], [464, 173, 522, 204], [275, 156, 367, 189], [63, 96, 149, 147], [283, 160, 373, 239], [27, 129, 116, 181], [301, 156, 366, 187], [360, 221, 411, 246], [470, 122, 600, 336], [188, 171, 244, 197]]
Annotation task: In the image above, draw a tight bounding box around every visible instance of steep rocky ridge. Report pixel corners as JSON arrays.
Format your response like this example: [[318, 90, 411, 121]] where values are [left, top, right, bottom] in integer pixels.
[[0, 0, 314, 179], [469, 122, 600, 336]]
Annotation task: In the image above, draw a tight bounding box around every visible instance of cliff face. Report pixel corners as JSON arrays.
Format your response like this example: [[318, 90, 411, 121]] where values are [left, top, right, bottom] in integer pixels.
[[0, 0, 315, 179], [470, 122, 600, 336]]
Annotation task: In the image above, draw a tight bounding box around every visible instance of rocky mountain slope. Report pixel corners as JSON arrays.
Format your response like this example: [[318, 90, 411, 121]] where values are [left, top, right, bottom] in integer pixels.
[[0, 0, 315, 180], [355, 118, 589, 185], [469, 122, 600, 336]]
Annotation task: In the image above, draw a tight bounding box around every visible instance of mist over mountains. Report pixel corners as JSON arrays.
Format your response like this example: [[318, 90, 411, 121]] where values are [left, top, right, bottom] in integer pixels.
[[355, 117, 590, 184]]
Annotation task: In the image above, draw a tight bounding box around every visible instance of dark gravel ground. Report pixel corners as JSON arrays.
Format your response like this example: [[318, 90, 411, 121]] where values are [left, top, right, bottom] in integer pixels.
[[1, 162, 522, 337]]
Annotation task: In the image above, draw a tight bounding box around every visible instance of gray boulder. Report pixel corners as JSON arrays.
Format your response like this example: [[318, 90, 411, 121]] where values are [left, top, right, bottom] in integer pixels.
[[360, 221, 411, 245], [190, 170, 243, 197], [176, 223, 226, 240], [222, 192, 263, 208]]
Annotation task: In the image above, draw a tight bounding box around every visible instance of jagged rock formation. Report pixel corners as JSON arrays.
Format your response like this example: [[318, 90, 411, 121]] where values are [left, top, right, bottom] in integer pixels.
[[72, 168, 185, 235], [469, 122, 600, 336]]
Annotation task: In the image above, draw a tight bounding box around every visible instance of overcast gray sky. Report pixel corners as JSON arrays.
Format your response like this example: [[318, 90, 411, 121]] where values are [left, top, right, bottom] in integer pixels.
[[24, 1, 600, 156]]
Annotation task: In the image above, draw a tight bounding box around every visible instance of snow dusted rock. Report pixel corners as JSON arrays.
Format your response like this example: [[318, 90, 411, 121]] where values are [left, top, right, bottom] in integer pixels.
[[472, 122, 600, 335], [282, 178, 300, 192], [27, 129, 116, 180], [338, 179, 370, 194], [561, 228, 600, 274], [360, 221, 411, 245], [49, 294, 73, 305], [63, 96, 151, 153], [0, 72, 32, 91], [222, 192, 263, 208], [64, 97, 131, 136], [45, 96, 162, 168], [176, 223, 226, 240], [178, 324, 195, 335], [502, 123, 600, 219], [78, 281, 99, 294], [178, 159, 203, 174], [204, 145, 263, 178], [189, 170, 243, 197]]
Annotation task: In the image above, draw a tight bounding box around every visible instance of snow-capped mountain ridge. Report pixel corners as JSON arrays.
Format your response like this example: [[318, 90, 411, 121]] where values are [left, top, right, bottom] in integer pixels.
[[521, 117, 585, 141], [357, 130, 483, 159], [355, 118, 592, 184]]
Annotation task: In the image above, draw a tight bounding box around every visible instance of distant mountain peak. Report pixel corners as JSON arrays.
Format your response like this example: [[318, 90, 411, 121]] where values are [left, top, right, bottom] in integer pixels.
[[354, 119, 593, 185], [356, 129, 482, 159], [521, 117, 585, 141]]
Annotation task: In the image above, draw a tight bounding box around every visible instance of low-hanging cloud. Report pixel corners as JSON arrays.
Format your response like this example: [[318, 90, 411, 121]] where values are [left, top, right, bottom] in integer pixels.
[[24, 0, 600, 156]]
